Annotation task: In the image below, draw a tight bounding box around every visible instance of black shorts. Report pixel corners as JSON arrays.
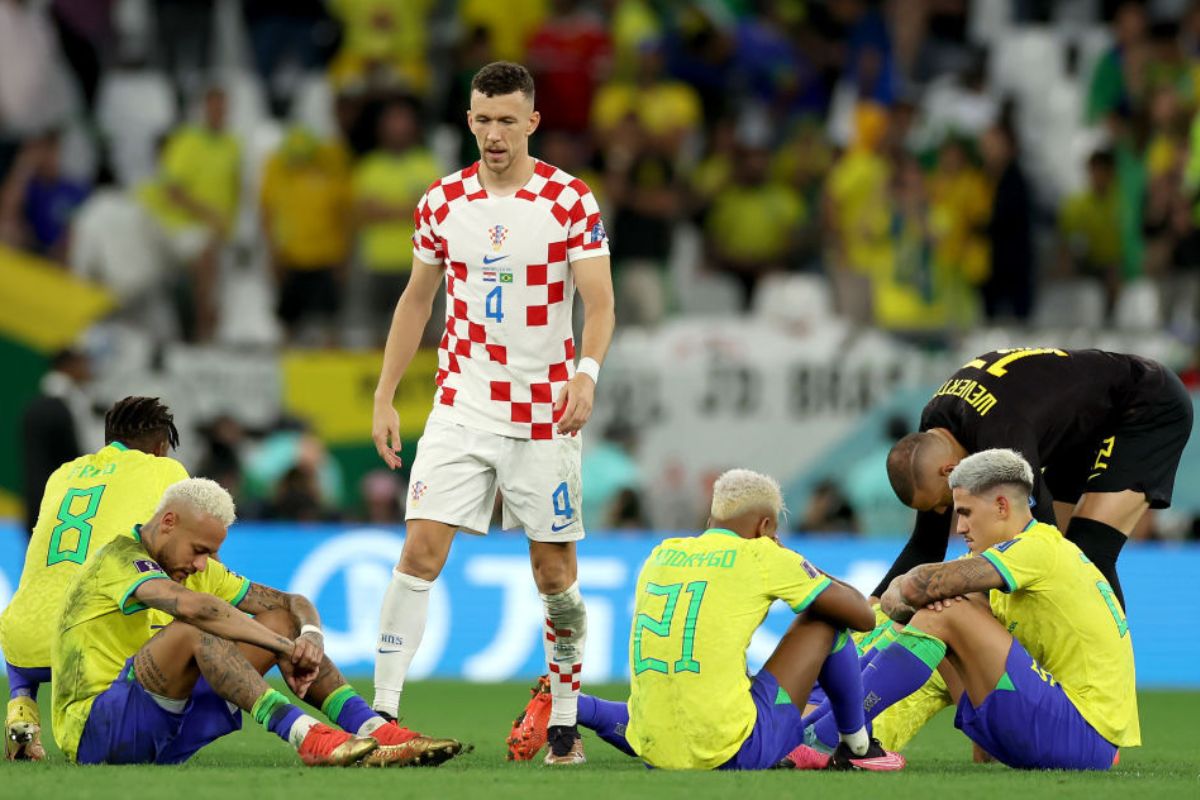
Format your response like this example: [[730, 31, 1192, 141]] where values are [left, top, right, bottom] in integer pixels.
[[278, 268, 340, 326], [1043, 360, 1194, 508]]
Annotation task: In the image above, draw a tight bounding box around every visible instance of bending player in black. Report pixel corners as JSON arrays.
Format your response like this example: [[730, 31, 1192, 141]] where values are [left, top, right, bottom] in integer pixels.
[[877, 348, 1193, 608]]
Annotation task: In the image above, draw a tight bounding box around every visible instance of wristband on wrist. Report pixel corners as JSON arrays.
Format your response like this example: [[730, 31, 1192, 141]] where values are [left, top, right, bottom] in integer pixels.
[[576, 357, 600, 384], [300, 624, 324, 639]]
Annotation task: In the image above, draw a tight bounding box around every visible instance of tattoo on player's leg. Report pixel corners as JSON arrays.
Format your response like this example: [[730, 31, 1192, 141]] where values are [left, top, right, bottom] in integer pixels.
[[133, 648, 172, 696], [195, 632, 271, 711], [304, 656, 350, 705]]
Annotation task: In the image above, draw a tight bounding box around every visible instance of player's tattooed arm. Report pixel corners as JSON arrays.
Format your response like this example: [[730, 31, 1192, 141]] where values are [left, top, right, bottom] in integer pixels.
[[883, 558, 1005, 622], [135, 579, 294, 656], [237, 582, 325, 664]]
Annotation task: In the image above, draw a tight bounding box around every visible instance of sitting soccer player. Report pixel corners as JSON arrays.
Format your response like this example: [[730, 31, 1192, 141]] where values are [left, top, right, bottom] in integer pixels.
[[3, 396, 189, 760], [507, 469, 905, 771], [802, 449, 1138, 769], [52, 478, 464, 766]]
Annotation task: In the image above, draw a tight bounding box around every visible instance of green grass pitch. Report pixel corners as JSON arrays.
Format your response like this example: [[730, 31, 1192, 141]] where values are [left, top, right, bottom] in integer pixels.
[[3, 680, 1198, 799]]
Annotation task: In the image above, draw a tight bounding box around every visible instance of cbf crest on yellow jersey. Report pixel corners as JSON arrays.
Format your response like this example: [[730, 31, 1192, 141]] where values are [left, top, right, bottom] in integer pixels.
[[51, 527, 249, 761], [981, 522, 1140, 747], [0, 443, 188, 668], [624, 530, 831, 770]]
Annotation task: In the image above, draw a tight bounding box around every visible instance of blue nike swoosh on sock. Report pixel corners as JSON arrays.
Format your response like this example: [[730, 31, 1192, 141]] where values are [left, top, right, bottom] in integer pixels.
[[377, 647, 404, 654]]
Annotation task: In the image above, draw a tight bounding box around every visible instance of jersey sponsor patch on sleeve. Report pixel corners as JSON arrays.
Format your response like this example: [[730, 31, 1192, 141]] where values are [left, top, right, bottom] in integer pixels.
[[800, 558, 821, 579], [133, 559, 164, 574]]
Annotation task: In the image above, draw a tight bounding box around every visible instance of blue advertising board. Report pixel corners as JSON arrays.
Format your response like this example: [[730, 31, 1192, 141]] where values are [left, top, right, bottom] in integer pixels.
[[0, 523, 1195, 686]]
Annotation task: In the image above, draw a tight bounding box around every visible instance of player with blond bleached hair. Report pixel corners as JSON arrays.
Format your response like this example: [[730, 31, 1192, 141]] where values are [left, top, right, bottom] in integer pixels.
[[507, 469, 905, 771], [50, 478, 463, 767]]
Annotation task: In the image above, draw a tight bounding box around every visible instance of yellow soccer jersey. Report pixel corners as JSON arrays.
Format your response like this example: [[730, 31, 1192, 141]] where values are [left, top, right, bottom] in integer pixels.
[[51, 527, 251, 761], [0, 443, 188, 668], [624, 529, 831, 770], [980, 522, 1140, 747], [52, 530, 171, 761]]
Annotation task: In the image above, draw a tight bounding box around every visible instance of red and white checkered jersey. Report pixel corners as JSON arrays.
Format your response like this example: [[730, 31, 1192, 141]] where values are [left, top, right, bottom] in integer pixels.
[[412, 159, 609, 440]]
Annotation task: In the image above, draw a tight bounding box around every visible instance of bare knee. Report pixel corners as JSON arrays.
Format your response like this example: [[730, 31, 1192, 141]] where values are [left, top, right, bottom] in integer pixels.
[[397, 522, 454, 580], [909, 599, 983, 642], [530, 543, 576, 594]]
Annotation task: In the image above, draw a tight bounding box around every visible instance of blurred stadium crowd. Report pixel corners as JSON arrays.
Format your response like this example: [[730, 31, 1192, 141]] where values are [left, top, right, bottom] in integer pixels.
[[2, 0, 1199, 532]]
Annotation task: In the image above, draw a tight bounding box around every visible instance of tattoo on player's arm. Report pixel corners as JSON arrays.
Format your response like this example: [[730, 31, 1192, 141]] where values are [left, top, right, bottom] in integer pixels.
[[237, 583, 288, 614], [900, 558, 1005, 608]]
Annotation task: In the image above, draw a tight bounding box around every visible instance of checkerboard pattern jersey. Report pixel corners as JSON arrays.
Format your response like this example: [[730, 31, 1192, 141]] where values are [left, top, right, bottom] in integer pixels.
[[413, 159, 609, 440]]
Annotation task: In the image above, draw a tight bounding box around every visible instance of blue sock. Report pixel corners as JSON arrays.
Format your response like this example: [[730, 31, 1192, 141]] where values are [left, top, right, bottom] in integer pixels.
[[253, 689, 307, 743], [578, 694, 636, 757], [321, 684, 377, 735], [817, 631, 867, 735], [809, 627, 945, 749]]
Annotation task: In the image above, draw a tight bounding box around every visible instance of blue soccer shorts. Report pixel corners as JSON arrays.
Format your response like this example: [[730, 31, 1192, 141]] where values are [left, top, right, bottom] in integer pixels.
[[717, 670, 804, 770], [954, 638, 1117, 770], [75, 657, 242, 764]]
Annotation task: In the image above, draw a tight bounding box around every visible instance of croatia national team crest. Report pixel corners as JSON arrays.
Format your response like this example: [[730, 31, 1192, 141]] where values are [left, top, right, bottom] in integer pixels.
[[411, 480, 428, 505], [589, 220, 606, 244], [488, 224, 508, 252]]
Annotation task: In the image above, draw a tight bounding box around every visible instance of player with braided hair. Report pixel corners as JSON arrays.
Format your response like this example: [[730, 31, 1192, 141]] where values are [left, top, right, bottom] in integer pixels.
[[2, 396, 187, 760]]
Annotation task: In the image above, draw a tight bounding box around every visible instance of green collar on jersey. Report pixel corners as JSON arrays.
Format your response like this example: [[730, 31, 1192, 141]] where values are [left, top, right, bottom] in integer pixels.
[[703, 528, 742, 539], [131, 524, 143, 542], [109, 441, 129, 452]]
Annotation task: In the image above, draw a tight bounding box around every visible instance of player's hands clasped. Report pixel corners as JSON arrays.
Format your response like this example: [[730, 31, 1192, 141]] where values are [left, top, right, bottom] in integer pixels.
[[279, 634, 324, 698], [555, 374, 595, 435], [372, 400, 403, 469], [292, 631, 325, 671]]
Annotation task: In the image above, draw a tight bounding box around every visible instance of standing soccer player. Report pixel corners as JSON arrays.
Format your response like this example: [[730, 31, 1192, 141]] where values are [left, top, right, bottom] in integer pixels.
[[877, 348, 1193, 608], [370, 61, 615, 765], [2, 397, 187, 759]]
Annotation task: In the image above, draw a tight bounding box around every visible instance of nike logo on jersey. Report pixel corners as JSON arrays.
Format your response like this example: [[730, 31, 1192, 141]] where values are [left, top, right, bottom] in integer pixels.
[[377, 647, 404, 655], [550, 520, 574, 532], [482, 254, 510, 264]]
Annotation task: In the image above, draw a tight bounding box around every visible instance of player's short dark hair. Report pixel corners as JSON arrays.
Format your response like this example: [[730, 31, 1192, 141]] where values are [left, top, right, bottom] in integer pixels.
[[104, 396, 180, 452], [470, 61, 535, 101], [886, 432, 926, 507]]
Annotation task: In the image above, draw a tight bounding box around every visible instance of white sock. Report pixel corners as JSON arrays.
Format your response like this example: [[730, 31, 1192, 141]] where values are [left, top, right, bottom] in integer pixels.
[[373, 569, 432, 717], [287, 714, 321, 749], [541, 581, 587, 728], [841, 725, 870, 756], [357, 717, 386, 737]]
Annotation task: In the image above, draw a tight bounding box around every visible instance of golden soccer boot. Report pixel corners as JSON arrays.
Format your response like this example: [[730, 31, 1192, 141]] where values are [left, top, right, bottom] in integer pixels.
[[361, 720, 467, 767], [296, 723, 378, 766], [6, 696, 46, 761]]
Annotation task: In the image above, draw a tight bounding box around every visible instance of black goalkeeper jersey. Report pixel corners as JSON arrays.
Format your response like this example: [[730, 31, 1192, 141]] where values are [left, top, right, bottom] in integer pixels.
[[874, 348, 1177, 596]]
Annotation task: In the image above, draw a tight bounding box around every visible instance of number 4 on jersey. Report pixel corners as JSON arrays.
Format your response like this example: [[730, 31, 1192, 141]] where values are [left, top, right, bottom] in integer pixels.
[[486, 285, 504, 323]]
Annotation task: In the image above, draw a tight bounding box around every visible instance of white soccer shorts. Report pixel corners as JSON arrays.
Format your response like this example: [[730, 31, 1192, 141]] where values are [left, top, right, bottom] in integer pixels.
[[404, 416, 584, 542]]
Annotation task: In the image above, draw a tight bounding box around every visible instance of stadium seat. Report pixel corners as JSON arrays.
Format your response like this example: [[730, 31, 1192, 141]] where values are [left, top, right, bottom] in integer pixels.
[[752, 273, 836, 326], [225, 70, 269, 141], [677, 273, 743, 317], [1032, 278, 1107, 328], [1113, 279, 1164, 332], [291, 73, 338, 138], [95, 68, 177, 186], [991, 27, 1066, 95]]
